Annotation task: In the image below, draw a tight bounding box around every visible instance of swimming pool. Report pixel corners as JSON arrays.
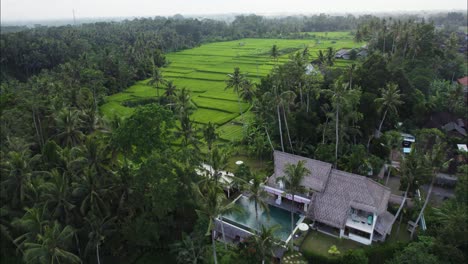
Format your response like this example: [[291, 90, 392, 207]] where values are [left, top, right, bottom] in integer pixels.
[[221, 195, 302, 241]]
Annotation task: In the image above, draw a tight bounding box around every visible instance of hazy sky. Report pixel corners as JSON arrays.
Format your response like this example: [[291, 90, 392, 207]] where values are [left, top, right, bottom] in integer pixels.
[[1, 0, 466, 22]]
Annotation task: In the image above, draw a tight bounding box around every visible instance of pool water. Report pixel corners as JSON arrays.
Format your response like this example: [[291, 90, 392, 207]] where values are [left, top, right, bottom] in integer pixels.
[[222, 195, 301, 241]]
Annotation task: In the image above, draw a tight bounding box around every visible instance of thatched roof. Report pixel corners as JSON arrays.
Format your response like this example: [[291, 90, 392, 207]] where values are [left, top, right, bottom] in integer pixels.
[[375, 211, 395, 235], [307, 169, 391, 229], [268, 151, 332, 192], [267, 151, 391, 230]]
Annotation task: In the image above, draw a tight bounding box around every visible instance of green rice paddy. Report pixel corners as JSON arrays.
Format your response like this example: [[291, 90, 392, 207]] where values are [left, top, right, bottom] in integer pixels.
[[100, 33, 363, 141]]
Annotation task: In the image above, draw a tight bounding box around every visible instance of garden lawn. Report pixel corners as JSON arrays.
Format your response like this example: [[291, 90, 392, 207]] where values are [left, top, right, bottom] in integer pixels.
[[100, 34, 364, 139], [300, 230, 362, 257]]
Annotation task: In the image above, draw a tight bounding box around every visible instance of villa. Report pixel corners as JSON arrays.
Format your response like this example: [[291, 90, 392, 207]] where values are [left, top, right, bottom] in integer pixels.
[[214, 151, 395, 247], [266, 151, 394, 245]]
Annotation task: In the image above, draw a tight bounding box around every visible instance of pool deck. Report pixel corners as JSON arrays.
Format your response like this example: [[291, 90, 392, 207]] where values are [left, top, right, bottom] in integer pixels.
[[263, 194, 307, 216]]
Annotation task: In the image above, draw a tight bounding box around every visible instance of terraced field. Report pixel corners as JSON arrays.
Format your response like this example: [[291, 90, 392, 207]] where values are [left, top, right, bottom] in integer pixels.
[[100, 33, 364, 141]]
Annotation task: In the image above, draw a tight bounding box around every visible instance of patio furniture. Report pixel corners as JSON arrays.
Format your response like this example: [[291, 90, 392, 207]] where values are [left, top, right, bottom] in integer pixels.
[[367, 215, 373, 225]]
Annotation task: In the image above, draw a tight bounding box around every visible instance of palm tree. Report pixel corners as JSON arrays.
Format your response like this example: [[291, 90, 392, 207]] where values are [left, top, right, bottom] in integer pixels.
[[207, 147, 229, 184], [79, 136, 113, 178], [239, 79, 255, 103], [72, 167, 109, 217], [171, 232, 206, 264], [2, 150, 34, 208], [13, 207, 48, 251], [174, 88, 199, 153], [276, 160, 310, 248], [249, 225, 281, 264], [252, 98, 275, 152], [174, 87, 197, 118], [193, 182, 238, 263], [54, 108, 84, 148], [263, 85, 296, 152], [164, 80, 177, 109], [322, 81, 350, 168], [245, 174, 269, 228], [39, 169, 75, 223], [83, 214, 116, 264], [317, 50, 326, 66], [148, 64, 164, 98], [225, 67, 247, 124], [410, 140, 449, 238], [203, 122, 218, 152], [374, 83, 403, 135], [325, 47, 335, 66], [382, 130, 402, 185], [22, 221, 81, 264], [270, 45, 279, 64]]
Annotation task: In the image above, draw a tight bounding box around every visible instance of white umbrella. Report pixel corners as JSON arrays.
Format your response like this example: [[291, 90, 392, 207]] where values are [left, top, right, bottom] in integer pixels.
[[298, 223, 309, 232]]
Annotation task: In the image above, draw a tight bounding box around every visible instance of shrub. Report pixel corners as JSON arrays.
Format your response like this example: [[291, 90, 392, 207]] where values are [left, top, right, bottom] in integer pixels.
[[364, 242, 407, 264]]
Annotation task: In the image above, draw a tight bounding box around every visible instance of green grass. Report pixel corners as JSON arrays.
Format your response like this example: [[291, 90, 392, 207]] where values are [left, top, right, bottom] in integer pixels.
[[190, 108, 238, 125], [218, 123, 244, 141], [300, 230, 362, 257], [100, 34, 364, 138], [192, 96, 248, 113]]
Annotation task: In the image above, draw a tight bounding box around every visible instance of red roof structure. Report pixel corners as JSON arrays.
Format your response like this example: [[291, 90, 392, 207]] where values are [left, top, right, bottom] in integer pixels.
[[457, 76, 468, 86]]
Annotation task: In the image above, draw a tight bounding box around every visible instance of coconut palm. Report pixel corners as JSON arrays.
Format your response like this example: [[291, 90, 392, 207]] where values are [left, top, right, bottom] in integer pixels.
[[276, 160, 310, 248], [164, 80, 177, 109], [1, 150, 34, 208], [53, 108, 84, 148], [207, 147, 229, 184], [245, 174, 269, 228], [171, 232, 207, 264], [270, 45, 279, 63], [325, 47, 335, 66], [72, 167, 109, 217], [225, 67, 248, 124], [322, 81, 351, 168], [148, 64, 165, 98], [375, 83, 403, 135], [22, 221, 81, 264], [13, 206, 49, 251], [317, 50, 326, 66], [239, 79, 255, 103], [250, 225, 281, 264], [263, 85, 296, 152], [382, 130, 402, 185], [193, 181, 238, 263], [411, 140, 449, 238], [83, 214, 116, 264], [252, 98, 275, 151], [203, 122, 218, 152], [39, 169, 75, 223]]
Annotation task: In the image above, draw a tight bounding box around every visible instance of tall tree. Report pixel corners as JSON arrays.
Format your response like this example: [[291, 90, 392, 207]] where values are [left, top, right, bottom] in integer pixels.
[[53, 108, 84, 148], [322, 81, 355, 168], [410, 140, 449, 238], [250, 225, 280, 264], [193, 182, 237, 262], [225, 67, 248, 125], [245, 174, 269, 228], [203, 122, 218, 152], [22, 221, 81, 264], [276, 160, 310, 248], [148, 64, 165, 98], [263, 85, 295, 152], [374, 83, 403, 135], [270, 45, 279, 64]]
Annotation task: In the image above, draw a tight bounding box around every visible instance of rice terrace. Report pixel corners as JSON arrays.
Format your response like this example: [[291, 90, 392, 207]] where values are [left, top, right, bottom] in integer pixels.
[[101, 32, 363, 141]]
